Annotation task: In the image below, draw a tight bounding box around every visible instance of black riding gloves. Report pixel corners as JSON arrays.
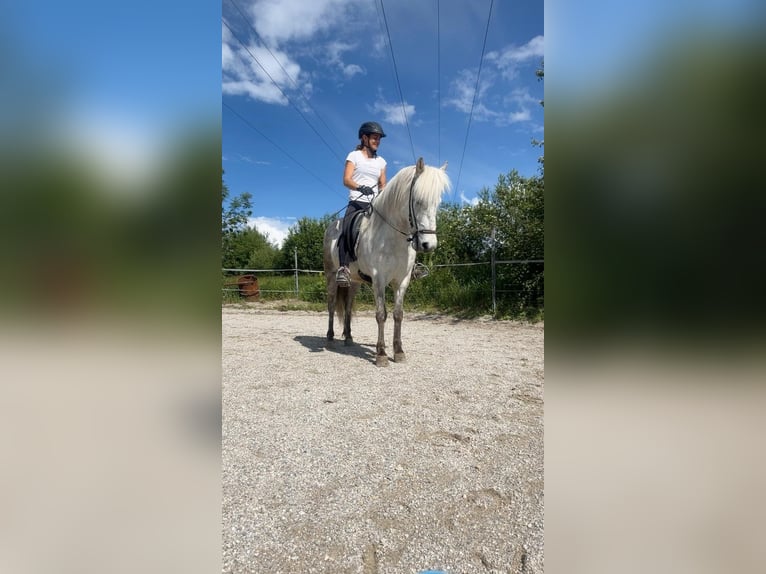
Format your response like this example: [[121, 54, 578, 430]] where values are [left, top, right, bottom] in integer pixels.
[[356, 185, 374, 196]]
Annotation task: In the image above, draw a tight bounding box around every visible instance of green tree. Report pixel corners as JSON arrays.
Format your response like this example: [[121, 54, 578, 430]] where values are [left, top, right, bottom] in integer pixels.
[[430, 170, 544, 316], [277, 215, 334, 271], [474, 171, 544, 262], [483, 171, 544, 314], [221, 173, 251, 237], [221, 172, 254, 268], [224, 227, 279, 270], [533, 61, 544, 170]]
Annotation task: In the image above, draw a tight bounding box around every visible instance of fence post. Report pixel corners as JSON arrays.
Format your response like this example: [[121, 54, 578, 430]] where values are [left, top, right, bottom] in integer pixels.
[[294, 247, 299, 296], [491, 227, 497, 317]]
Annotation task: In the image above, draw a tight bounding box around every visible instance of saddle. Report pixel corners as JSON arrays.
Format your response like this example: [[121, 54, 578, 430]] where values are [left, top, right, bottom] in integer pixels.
[[341, 205, 370, 261]]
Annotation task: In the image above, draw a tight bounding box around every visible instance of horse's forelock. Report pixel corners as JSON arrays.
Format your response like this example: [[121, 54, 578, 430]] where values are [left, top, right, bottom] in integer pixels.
[[414, 165, 451, 205]]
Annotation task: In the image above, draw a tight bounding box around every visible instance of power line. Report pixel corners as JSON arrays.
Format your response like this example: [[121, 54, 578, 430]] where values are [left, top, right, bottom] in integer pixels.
[[455, 0, 494, 194], [437, 0, 441, 167], [224, 0, 347, 156], [222, 17, 345, 163], [378, 0, 417, 163], [223, 101, 344, 199]]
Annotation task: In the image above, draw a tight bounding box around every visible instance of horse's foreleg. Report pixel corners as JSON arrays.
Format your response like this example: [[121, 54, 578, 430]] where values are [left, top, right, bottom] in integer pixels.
[[392, 306, 405, 362], [374, 288, 388, 367], [393, 285, 407, 362]]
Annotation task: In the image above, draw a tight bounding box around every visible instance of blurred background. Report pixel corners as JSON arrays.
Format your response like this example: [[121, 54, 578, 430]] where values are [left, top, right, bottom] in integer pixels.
[[0, 2, 221, 573], [546, 1, 766, 573]]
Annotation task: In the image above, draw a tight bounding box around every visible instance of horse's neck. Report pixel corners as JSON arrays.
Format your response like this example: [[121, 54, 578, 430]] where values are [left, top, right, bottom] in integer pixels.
[[356, 203, 408, 254], [372, 196, 409, 231]]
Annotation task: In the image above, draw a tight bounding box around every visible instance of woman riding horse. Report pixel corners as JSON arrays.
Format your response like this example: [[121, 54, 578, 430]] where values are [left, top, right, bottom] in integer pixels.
[[324, 157, 451, 366], [335, 121, 387, 286], [335, 121, 429, 286]]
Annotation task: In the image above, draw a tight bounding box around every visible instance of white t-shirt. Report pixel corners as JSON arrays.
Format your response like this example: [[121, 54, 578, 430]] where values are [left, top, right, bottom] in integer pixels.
[[346, 149, 387, 202]]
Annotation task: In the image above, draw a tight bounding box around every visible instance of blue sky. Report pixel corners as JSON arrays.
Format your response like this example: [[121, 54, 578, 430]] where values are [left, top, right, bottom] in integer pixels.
[[7, 0, 759, 253], [222, 0, 544, 246]]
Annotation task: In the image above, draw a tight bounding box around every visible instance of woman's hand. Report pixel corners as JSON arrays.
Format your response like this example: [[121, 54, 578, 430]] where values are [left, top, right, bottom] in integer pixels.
[[356, 185, 374, 196]]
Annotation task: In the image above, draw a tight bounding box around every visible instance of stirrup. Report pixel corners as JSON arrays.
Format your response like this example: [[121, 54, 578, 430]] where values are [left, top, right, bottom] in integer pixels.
[[411, 262, 430, 280]]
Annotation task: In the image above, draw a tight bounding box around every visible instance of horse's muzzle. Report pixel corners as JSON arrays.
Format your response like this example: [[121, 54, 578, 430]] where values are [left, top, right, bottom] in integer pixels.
[[413, 232, 437, 253]]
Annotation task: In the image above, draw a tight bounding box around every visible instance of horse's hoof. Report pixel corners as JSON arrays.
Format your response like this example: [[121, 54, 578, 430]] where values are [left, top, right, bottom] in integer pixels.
[[376, 355, 389, 367], [344, 337, 354, 347], [394, 352, 406, 363]]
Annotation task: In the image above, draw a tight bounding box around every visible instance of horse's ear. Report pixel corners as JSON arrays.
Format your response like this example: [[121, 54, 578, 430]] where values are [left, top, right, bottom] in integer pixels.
[[415, 157, 425, 175], [440, 161, 448, 171]]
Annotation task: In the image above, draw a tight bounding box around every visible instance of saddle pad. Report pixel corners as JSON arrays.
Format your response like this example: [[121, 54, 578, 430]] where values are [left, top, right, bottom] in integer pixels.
[[344, 209, 367, 261]]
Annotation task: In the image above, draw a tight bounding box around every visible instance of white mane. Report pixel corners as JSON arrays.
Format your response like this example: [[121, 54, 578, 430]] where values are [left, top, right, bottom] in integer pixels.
[[375, 163, 451, 214]]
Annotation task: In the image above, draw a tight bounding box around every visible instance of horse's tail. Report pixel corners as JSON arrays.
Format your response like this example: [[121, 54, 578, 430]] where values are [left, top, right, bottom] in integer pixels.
[[335, 284, 350, 323]]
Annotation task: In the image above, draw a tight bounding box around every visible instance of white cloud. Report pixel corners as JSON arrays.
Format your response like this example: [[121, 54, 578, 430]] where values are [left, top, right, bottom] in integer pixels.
[[496, 87, 541, 125], [444, 69, 497, 120], [460, 192, 479, 206], [325, 41, 365, 79], [249, 216, 294, 248], [222, 19, 307, 105], [248, 45, 302, 87], [222, 2, 374, 104], [249, 0, 351, 46], [222, 79, 286, 104], [342, 64, 364, 79], [445, 37, 543, 125], [504, 87, 539, 107], [445, 69, 475, 113], [235, 154, 271, 165], [486, 35, 544, 80], [372, 99, 415, 126], [507, 109, 532, 123]]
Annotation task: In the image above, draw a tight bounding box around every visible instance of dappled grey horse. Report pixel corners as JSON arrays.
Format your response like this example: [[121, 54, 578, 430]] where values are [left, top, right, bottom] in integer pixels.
[[323, 157, 450, 366]]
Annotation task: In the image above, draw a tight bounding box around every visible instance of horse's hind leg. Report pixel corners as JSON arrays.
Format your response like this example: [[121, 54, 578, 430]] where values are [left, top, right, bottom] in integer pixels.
[[342, 295, 353, 346]]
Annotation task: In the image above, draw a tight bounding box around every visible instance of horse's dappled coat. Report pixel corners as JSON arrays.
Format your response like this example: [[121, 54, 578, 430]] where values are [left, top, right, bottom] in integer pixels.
[[323, 158, 451, 366]]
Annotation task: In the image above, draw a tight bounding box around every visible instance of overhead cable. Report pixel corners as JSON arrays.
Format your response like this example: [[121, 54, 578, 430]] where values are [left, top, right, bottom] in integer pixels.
[[223, 101, 343, 199], [455, 0, 494, 194], [222, 17, 345, 163], [378, 0, 417, 163], [437, 0, 441, 167], [225, 0, 347, 157]]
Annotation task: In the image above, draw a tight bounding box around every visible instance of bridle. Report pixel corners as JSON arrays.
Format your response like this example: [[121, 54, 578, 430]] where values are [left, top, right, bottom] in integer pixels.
[[372, 167, 437, 244]]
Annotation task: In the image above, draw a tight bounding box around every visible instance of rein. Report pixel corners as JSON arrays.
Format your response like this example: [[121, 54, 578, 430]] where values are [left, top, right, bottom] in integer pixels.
[[372, 167, 436, 243]]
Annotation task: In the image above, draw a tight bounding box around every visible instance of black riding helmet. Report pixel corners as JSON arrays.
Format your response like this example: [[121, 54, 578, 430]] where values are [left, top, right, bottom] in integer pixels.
[[358, 121, 386, 139]]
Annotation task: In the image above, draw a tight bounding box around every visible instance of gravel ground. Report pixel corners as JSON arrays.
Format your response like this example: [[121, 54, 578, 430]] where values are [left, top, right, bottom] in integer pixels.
[[222, 305, 544, 574]]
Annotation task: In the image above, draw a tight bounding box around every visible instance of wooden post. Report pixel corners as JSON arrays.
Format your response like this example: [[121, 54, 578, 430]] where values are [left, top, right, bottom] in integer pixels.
[[491, 227, 497, 317], [294, 247, 299, 296]]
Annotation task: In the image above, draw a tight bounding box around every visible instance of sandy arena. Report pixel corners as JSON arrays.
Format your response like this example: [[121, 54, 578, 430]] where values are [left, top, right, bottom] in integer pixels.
[[222, 305, 544, 573]]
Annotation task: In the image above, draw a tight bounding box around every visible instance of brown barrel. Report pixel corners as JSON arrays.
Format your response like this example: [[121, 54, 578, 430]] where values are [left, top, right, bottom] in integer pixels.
[[237, 274, 260, 300]]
